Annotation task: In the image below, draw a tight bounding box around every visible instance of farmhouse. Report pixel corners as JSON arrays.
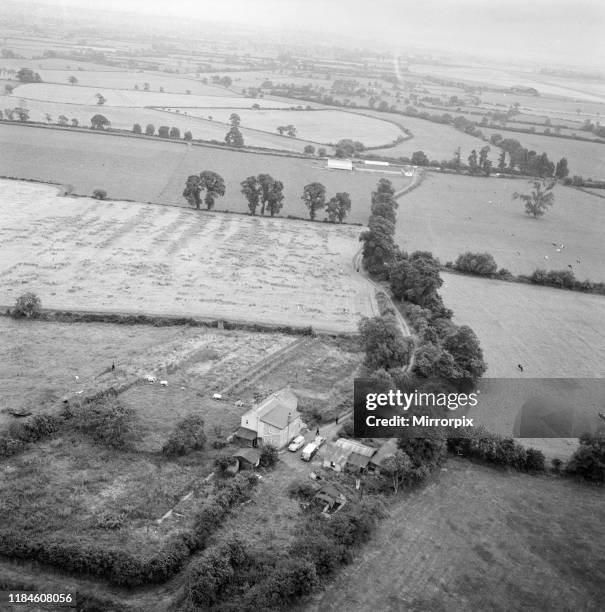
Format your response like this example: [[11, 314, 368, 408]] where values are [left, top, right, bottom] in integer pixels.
[[235, 388, 304, 448], [327, 158, 353, 171], [323, 438, 376, 473]]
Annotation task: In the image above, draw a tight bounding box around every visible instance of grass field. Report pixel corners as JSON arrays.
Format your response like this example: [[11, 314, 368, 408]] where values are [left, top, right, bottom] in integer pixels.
[[440, 272, 605, 379], [306, 458, 605, 612], [0, 98, 325, 152], [168, 108, 402, 146], [0, 123, 408, 218], [395, 172, 605, 281], [0, 179, 376, 333], [353, 109, 497, 162], [481, 127, 605, 180], [19, 70, 231, 95], [9, 82, 295, 108]]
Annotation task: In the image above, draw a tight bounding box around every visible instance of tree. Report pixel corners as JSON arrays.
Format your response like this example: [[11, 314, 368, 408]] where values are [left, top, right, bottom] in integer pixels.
[[360, 214, 396, 276], [277, 125, 286, 135], [303, 144, 315, 155], [184, 130, 193, 141], [555, 157, 569, 179], [145, 123, 155, 136], [257, 174, 284, 216], [318, 147, 327, 157], [411, 150, 429, 166], [454, 252, 497, 276], [16, 68, 41, 83], [143, 82, 150, 91], [183, 175, 202, 209], [132, 123, 142, 134], [12, 292, 41, 318], [479, 145, 492, 175], [92, 189, 107, 200], [158, 125, 170, 138], [382, 450, 413, 493], [497, 150, 506, 171], [71, 118, 78, 127], [95, 93, 106, 105], [225, 125, 244, 146], [302, 182, 326, 220], [335, 138, 356, 157], [57, 115, 68, 126], [229, 112, 241, 127], [442, 325, 487, 387], [467, 149, 479, 174], [513, 180, 556, 218], [259, 444, 279, 467], [241, 175, 262, 215], [169, 126, 181, 138], [326, 192, 351, 223], [371, 179, 396, 206], [390, 251, 443, 307], [193, 171, 226, 210], [359, 316, 411, 371], [12, 107, 29, 122], [286, 124, 297, 137], [4, 83, 13, 94], [68, 75, 78, 85], [90, 114, 109, 130]]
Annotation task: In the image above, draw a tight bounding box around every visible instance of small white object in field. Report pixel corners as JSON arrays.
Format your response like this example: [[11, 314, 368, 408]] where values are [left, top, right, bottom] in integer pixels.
[[160, 380, 168, 387], [235, 400, 244, 407], [213, 393, 222, 400], [75, 376, 79, 382], [145, 375, 157, 383], [76, 390, 83, 395], [556, 248, 561, 252], [544, 255, 549, 260]]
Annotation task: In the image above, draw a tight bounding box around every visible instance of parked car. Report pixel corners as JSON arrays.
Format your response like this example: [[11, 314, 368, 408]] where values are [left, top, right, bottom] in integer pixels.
[[288, 434, 306, 452]]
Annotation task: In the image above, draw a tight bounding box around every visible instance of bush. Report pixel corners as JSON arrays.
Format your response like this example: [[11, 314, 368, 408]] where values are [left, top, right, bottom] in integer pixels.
[[183, 130, 193, 141], [566, 433, 605, 482], [212, 439, 227, 449], [162, 415, 206, 456], [132, 123, 142, 134], [303, 144, 315, 154], [92, 189, 107, 200], [72, 398, 138, 449], [259, 443, 279, 467], [448, 426, 545, 473], [0, 436, 27, 457], [287, 479, 317, 499], [9, 414, 60, 443], [454, 251, 498, 276], [11, 292, 41, 318]]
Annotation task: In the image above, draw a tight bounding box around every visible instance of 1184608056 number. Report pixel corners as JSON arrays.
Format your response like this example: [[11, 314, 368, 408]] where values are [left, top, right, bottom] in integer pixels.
[[1, 591, 76, 608]]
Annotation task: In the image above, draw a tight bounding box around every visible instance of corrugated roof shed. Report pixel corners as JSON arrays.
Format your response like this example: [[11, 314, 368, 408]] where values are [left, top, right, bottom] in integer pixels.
[[335, 438, 376, 458], [347, 452, 372, 469], [233, 447, 261, 465]]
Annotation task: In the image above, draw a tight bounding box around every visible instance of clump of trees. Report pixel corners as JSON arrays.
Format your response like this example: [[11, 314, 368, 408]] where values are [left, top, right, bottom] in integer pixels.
[[513, 179, 556, 218], [183, 171, 226, 210], [90, 114, 109, 130], [92, 189, 107, 200], [240, 174, 284, 216], [16, 67, 42, 83], [276, 124, 297, 137], [566, 433, 604, 482], [301, 182, 326, 220]]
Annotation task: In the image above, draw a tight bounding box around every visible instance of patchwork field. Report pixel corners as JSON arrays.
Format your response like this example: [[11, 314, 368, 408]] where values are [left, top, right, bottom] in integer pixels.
[[482, 127, 605, 180], [0, 179, 376, 333], [0, 123, 408, 219], [16, 70, 231, 95], [0, 97, 325, 152], [395, 173, 605, 281], [166, 108, 402, 146], [9, 82, 295, 108], [307, 458, 605, 612]]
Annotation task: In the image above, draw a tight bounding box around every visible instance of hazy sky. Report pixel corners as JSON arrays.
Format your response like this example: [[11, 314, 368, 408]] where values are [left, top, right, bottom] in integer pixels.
[[26, 0, 605, 66]]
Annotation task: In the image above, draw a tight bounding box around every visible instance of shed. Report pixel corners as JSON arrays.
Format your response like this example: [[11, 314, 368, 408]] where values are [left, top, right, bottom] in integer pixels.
[[322, 443, 350, 472], [368, 438, 398, 474], [234, 426, 258, 447], [233, 447, 261, 470], [327, 158, 353, 171], [347, 451, 372, 470]]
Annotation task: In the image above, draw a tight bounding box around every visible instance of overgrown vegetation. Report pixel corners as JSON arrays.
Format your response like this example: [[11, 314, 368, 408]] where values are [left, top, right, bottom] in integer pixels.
[[566, 433, 605, 482], [11, 291, 41, 319], [162, 415, 207, 456]]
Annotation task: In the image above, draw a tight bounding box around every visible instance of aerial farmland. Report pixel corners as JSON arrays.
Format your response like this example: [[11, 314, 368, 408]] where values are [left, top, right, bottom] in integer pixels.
[[0, 1, 603, 610]]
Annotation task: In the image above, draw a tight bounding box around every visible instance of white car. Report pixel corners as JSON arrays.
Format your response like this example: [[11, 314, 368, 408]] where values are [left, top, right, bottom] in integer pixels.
[[288, 435, 306, 452]]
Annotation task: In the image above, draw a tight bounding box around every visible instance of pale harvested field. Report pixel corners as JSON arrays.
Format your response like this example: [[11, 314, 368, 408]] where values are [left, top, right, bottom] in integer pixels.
[[395, 173, 605, 281], [482, 127, 605, 180], [0, 97, 325, 152], [0, 123, 408, 219], [169, 108, 402, 146], [306, 459, 605, 612], [0, 179, 375, 333], [10, 82, 294, 108]]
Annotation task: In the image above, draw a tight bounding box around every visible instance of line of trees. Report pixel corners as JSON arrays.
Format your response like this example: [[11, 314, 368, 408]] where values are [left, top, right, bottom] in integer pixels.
[[183, 173, 351, 222]]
